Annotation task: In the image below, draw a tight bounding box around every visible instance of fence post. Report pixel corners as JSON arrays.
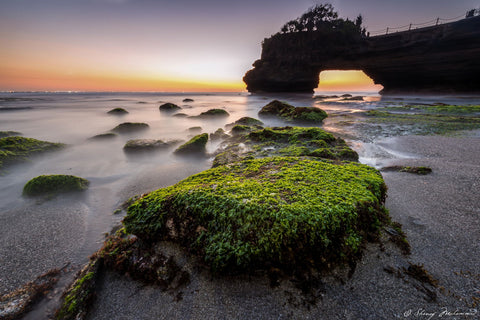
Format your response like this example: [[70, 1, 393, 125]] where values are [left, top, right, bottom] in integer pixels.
[[436, 17, 439, 25], [409, 23, 412, 30], [386, 27, 389, 34]]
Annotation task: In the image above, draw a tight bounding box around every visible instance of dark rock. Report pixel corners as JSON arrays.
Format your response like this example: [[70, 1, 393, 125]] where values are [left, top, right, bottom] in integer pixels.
[[23, 174, 89, 196], [89, 133, 117, 140], [226, 117, 264, 129], [173, 113, 188, 118], [182, 98, 194, 103], [210, 128, 230, 141], [341, 94, 353, 98], [192, 109, 229, 118], [107, 107, 129, 115], [123, 139, 171, 152], [381, 165, 432, 175], [258, 100, 327, 123], [342, 96, 364, 101], [0, 131, 22, 138], [174, 133, 208, 155], [159, 103, 181, 112], [188, 127, 203, 133], [111, 122, 149, 134]]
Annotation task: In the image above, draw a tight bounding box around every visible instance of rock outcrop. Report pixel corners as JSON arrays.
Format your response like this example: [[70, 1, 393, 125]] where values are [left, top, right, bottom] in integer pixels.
[[244, 16, 480, 94]]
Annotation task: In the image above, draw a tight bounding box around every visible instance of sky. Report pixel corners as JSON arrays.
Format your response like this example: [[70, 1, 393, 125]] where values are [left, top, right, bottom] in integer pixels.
[[0, 0, 478, 92]]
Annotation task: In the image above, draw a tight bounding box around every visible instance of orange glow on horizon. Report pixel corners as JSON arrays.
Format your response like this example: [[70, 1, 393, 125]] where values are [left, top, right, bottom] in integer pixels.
[[316, 70, 383, 92]]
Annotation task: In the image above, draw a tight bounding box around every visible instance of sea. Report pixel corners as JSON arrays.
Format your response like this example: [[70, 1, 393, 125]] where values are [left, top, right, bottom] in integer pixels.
[[0, 90, 479, 295]]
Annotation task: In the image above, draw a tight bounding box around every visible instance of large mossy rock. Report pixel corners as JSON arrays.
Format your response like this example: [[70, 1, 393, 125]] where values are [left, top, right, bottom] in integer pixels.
[[0, 136, 64, 169], [23, 175, 89, 196], [259, 100, 327, 123], [124, 157, 388, 273], [111, 122, 149, 134], [159, 103, 181, 112], [174, 133, 208, 155]]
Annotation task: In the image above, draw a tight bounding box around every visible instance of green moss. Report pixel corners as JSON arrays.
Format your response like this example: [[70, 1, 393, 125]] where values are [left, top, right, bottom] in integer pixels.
[[364, 107, 480, 135], [258, 100, 327, 123], [23, 175, 89, 196], [0, 131, 22, 138], [210, 128, 230, 141], [0, 136, 64, 169], [124, 157, 388, 273], [195, 109, 230, 118], [226, 117, 264, 128], [381, 165, 432, 175], [107, 107, 128, 115], [55, 260, 101, 320], [231, 125, 252, 136], [174, 133, 208, 155], [159, 103, 181, 111], [111, 122, 149, 134]]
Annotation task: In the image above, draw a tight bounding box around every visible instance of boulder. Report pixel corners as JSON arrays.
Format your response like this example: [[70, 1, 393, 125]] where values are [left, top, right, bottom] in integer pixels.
[[111, 122, 149, 134], [23, 174, 89, 196], [107, 108, 129, 115], [174, 133, 208, 155], [159, 103, 181, 112]]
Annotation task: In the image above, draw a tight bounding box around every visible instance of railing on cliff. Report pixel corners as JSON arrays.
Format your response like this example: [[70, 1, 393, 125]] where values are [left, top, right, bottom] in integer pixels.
[[368, 10, 479, 37]]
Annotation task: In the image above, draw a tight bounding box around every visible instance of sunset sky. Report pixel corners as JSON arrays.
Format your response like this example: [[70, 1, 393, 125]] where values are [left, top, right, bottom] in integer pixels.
[[0, 0, 477, 92]]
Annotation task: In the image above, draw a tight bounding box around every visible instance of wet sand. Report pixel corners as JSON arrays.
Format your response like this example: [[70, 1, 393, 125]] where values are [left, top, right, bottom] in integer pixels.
[[85, 134, 480, 319]]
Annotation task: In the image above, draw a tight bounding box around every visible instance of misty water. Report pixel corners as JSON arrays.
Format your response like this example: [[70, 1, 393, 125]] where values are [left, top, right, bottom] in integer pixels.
[[1, 91, 479, 294]]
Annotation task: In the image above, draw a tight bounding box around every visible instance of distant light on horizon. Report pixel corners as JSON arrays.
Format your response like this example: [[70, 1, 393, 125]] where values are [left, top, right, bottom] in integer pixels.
[[317, 70, 383, 92]]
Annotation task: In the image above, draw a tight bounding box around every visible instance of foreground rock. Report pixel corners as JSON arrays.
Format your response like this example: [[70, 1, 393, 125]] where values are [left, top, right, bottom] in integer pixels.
[[0, 269, 60, 320], [173, 133, 208, 155], [258, 100, 327, 123], [124, 156, 387, 273], [111, 122, 149, 134], [0, 136, 64, 169], [23, 174, 89, 196]]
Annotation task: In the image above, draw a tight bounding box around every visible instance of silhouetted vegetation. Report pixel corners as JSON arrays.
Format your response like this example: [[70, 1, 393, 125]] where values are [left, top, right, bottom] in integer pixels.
[[279, 4, 365, 36]]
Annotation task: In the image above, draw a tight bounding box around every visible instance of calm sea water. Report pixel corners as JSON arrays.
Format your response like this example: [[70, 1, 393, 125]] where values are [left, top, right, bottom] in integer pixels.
[[1, 91, 479, 293]]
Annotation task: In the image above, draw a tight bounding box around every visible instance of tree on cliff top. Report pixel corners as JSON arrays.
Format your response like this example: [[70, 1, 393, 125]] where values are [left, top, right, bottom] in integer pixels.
[[280, 4, 365, 36]]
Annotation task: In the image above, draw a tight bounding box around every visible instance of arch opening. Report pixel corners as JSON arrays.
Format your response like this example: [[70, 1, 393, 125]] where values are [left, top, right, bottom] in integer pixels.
[[315, 70, 383, 94]]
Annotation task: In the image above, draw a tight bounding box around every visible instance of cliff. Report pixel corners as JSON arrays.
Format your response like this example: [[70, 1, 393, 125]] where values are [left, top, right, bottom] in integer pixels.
[[243, 16, 480, 94]]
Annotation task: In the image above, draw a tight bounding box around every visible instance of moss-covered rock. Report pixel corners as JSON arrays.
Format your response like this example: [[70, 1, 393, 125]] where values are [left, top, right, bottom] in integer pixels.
[[111, 122, 149, 134], [124, 157, 388, 273], [210, 128, 230, 141], [123, 139, 170, 152], [381, 165, 432, 175], [23, 175, 89, 196], [159, 103, 181, 112], [193, 109, 230, 118], [107, 107, 129, 115], [0, 136, 64, 169], [188, 126, 203, 133], [230, 125, 254, 136], [226, 117, 264, 129], [174, 133, 208, 155], [55, 259, 101, 320], [173, 113, 188, 118], [89, 133, 117, 140], [0, 131, 22, 138], [213, 127, 357, 166], [258, 100, 327, 123]]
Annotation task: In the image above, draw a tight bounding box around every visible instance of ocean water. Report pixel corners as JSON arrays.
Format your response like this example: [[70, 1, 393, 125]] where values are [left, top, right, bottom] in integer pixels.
[[1, 91, 479, 293]]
